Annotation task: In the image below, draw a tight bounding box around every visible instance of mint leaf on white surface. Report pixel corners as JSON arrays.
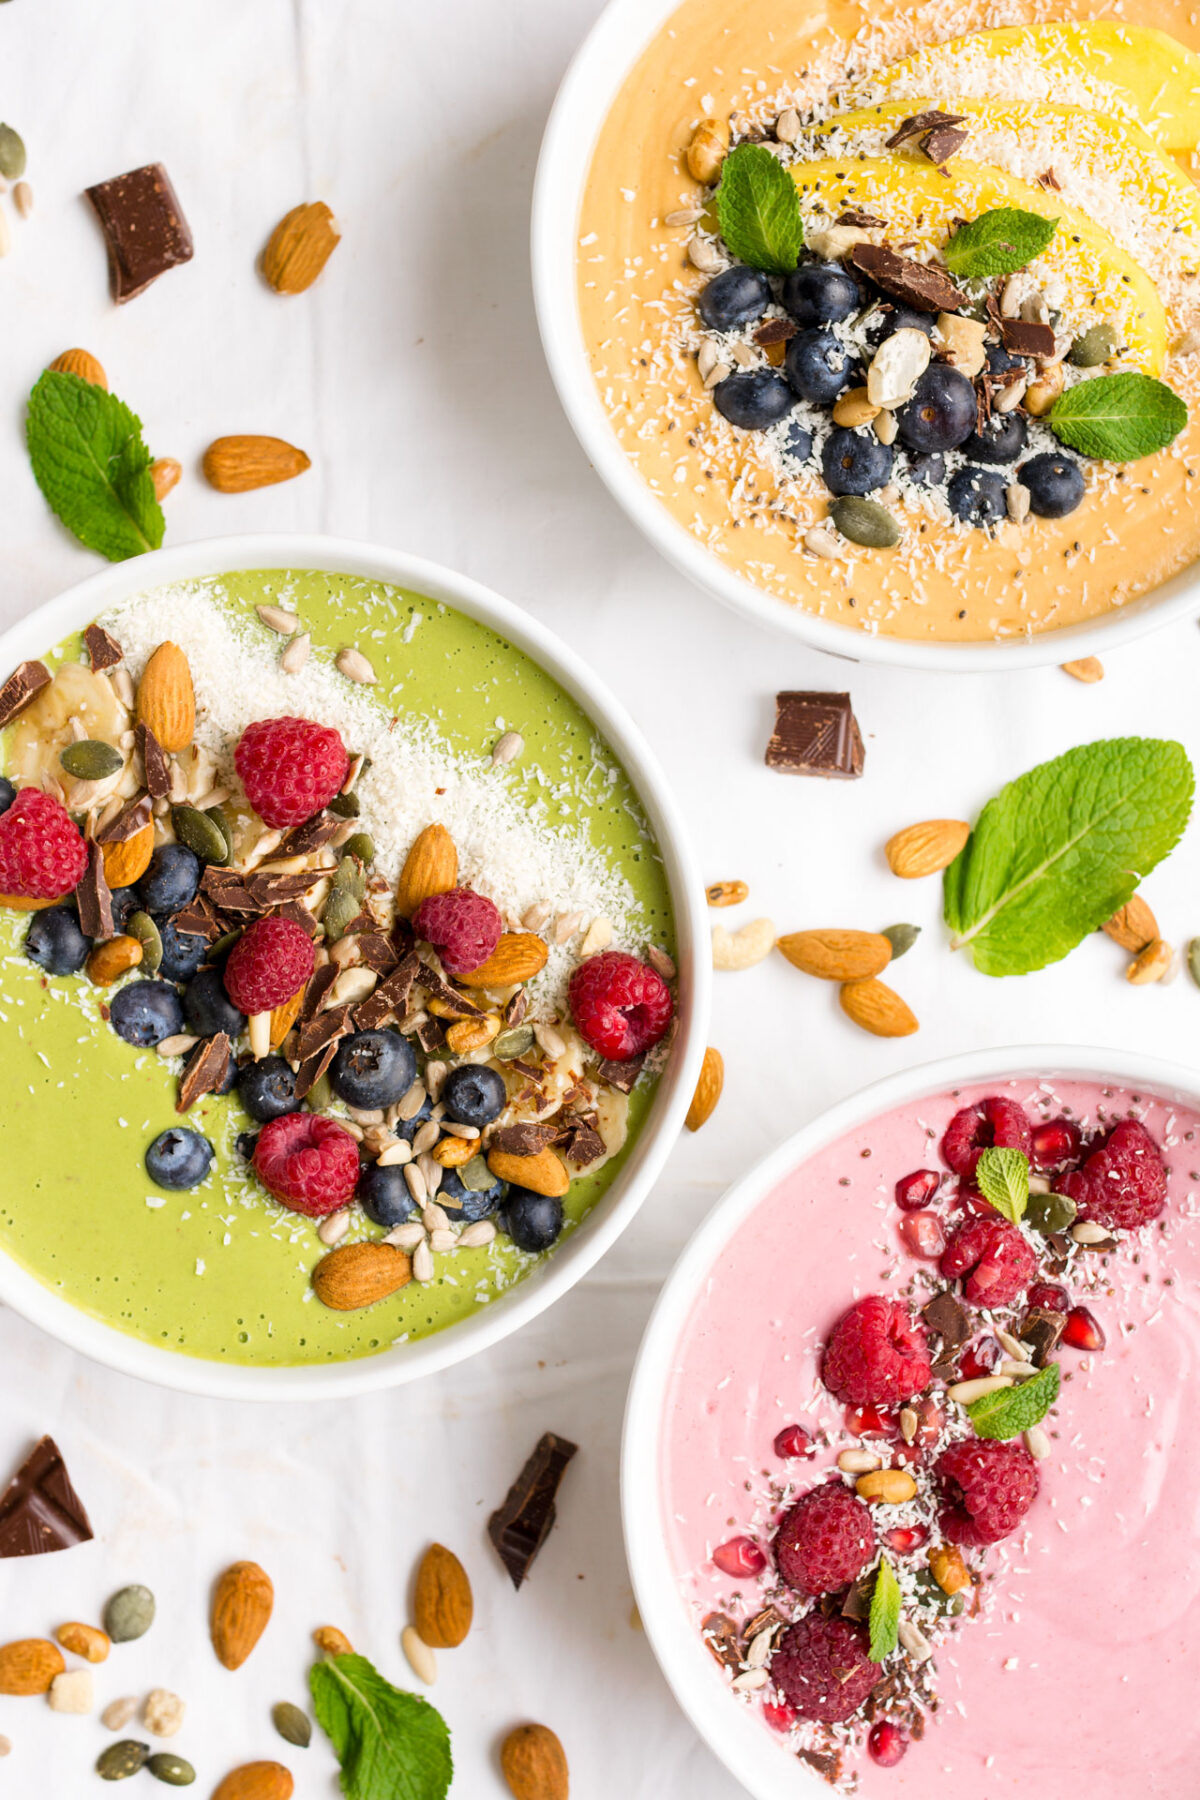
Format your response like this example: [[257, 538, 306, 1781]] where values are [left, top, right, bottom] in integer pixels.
[[968, 1362, 1061, 1440], [26, 369, 164, 562], [975, 1148, 1029, 1225], [942, 207, 1057, 278], [716, 144, 803, 274], [943, 739, 1193, 976], [868, 1557, 901, 1663], [1049, 372, 1188, 461], [310, 1653, 452, 1800]]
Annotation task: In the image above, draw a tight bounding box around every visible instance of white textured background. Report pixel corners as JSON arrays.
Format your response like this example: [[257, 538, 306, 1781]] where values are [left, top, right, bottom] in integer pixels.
[[1, 3, 1198, 1796]]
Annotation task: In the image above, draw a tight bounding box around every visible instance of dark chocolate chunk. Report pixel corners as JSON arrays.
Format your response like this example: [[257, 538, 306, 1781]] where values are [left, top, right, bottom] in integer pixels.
[[414, 963, 485, 1019], [596, 1053, 646, 1093], [170, 897, 225, 943], [922, 1288, 970, 1350], [414, 1016, 447, 1054], [504, 989, 530, 1028], [884, 109, 967, 149], [135, 722, 171, 800], [560, 1123, 607, 1168], [753, 317, 798, 346], [921, 124, 970, 166], [849, 243, 967, 314], [1000, 318, 1056, 359], [95, 792, 152, 845], [277, 900, 321, 939], [83, 624, 123, 672], [796, 1747, 842, 1783], [1019, 1306, 1067, 1367], [201, 867, 259, 913], [76, 841, 114, 941], [352, 952, 421, 1030], [294, 1039, 339, 1102], [0, 1436, 93, 1558], [299, 961, 341, 1026], [177, 1033, 231, 1113], [488, 1122, 559, 1158], [355, 932, 398, 974], [0, 660, 51, 729], [841, 1569, 875, 1621], [701, 1612, 743, 1676], [278, 813, 340, 857], [1036, 169, 1062, 191], [85, 162, 194, 304], [836, 209, 887, 229], [765, 690, 864, 779], [296, 1005, 353, 1064], [741, 1604, 783, 1647], [245, 870, 320, 908], [487, 1431, 578, 1590]]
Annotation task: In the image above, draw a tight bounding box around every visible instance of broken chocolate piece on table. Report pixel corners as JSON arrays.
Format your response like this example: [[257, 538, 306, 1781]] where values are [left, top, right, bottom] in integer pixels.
[[1000, 318, 1057, 359], [0, 1436, 93, 1558], [765, 691, 864, 779], [83, 624, 123, 672], [0, 660, 51, 729], [488, 1431, 578, 1589], [849, 242, 967, 313], [85, 162, 194, 303]]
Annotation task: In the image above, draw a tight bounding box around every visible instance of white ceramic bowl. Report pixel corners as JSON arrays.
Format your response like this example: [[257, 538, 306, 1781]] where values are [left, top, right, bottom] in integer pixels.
[[621, 1043, 1200, 1796], [532, 0, 1200, 670], [0, 534, 709, 1400]]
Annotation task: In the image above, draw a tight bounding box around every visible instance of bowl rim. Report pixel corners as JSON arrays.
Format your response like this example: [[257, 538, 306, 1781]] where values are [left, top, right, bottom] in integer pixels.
[[0, 532, 710, 1401], [531, 0, 1200, 671], [620, 1041, 1200, 1797]]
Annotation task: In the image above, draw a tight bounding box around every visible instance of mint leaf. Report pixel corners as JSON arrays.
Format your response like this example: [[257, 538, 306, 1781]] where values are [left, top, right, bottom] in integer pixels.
[[716, 144, 803, 274], [944, 739, 1193, 976], [1049, 372, 1187, 461], [968, 1362, 1060, 1440], [310, 1653, 452, 1800], [868, 1557, 901, 1663], [26, 370, 164, 562], [975, 1148, 1029, 1225], [942, 207, 1058, 279]]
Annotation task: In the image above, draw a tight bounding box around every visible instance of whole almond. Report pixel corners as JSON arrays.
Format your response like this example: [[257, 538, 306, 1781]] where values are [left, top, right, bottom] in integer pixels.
[[211, 1561, 274, 1671], [501, 1723, 569, 1800], [102, 819, 156, 888], [685, 1047, 724, 1132], [413, 1544, 473, 1649], [455, 932, 549, 989], [150, 457, 182, 501], [313, 1624, 353, 1656], [262, 201, 341, 294], [0, 1638, 65, 1695], [48, 347, 107, 389], [312, 1241, 412, 1310], [777, 929, 892, 982], [486, 1146, 569, 1197], [56, 1622, 110, 1664], [396, 822, 457, 917], [137, 641, 195, 752], [203, 436, 311, 493], [86, 934, 143, 987], [839, 978, 918, 1038], [705, 880, 748, 908], [269, 985, 305, 1049], [211, 1762, 294, 1800], [1102, 894, 1158, 952], [885, 819, 970, 878]]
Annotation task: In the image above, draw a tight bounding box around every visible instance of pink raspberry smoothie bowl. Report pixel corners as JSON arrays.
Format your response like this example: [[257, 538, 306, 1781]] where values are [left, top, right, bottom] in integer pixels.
[[622, 1049, 1200, 1798]]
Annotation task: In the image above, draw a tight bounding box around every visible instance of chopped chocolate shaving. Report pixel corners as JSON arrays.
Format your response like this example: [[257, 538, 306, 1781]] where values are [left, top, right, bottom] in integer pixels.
[[921, 1288, 970, 1350], [765, 690, 865, 779], [849, 243, 967, 314], [415, 964, 485, 1018], [277, 901, 320, 939], [884, 108, 967, 149], [414, 1017, 447, 1054], [489, 1122, 559, 1158], [702, 1613, 744, 1676], [75, 841, 114, 941], [796, 1747, 842, 1783], [1020, 1306, 1067, 1367], [278, 813, 340, 857], [356, 932, 398, 974], [245, 870, 321, 908], [560, 1124, 607, 1168], [1000, 318, 1056, 359], [294, 1039, 340, 1102], [95, 792, 152, 845], [201, 868, 259, 913], [177, 1032, 231, 1113], [504, 988, 530, 1028], [0, 660, 51, 729], [1036, 169, 1062, 191], [83, 624, 123, 672], [985, 288, 1006, 341], [508, 1059, 542, 1081], [85, 162, 194, 304], [297, 1005, 353, 1064], [352, 952, 421, 1030], [836, 209, 886, 229], [487, 1431, 578, 1590], [134, 722, 171, 800], [0, 1436, 93, 1558], [742, 1605, 783, 1646], [922, 123, 969, 166], [170, 899, 225, 943], [597, 1053, 646, 1093], [753, 317, 798, 346], [339, 912, 377, 940]]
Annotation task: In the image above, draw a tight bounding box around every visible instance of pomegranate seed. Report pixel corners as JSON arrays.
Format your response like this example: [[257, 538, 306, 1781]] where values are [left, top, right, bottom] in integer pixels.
[[958, 1335, 1003, 1379], [895, 1168, 940, 1211], [1062, 1306, 1105, 1352], [773, 1423, 814, 1460], [844, 1402, 894, 1437], [1031, 1118, 1081, 1167], [954, 1183, 993, 1217], [762, 1700, 796, 1732], [1027, 1281, 1070, 1312], [868, 1720, 909, 1767], [882, 1524, 928, 1555], [913, 1396, 944, 1444], [712, 1536, 766, 1578], [891, 1441, 922, 1467], [898, 1210, 945, 1259]]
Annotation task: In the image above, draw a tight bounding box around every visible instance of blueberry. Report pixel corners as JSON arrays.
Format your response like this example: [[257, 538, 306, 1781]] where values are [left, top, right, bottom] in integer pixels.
[[215, 1055, 238, 1096], [145, 1127, 214, 1190], [24, 907, 89, 975], [905, 451, 946, 488], [712, 369, 795, 430], [896, 365, 977, 453], [867, 304, 935, 347], [236, 1130, 260, 1161], [357, 1163, 417, 1229], [781, 419, 813, 464], [697, 265, 771, 332], [109, 887, 139, 934], [821, 427, 893, 497], [780, 261, 860, 327], [502, 1188, 565, 1254], [393, 1093, 433, 1143], [110, 979, 186, 1048], [329, 1030, 416, 1109], [135, 845, 201, 914], [442, 1064, 507, 1129], [947, 466, 1009, 526], [785, 329, 856, 405], [986, 344, 1022, 374], [0, 777, 14, 817], [962, 411, 1027, 465], [155, 917, 207, 982], [183, 966, 246, 1039], [439, 1165, 505, 1223], [1019, 453, 1086, 519], [237, 1055, 299, 1122]]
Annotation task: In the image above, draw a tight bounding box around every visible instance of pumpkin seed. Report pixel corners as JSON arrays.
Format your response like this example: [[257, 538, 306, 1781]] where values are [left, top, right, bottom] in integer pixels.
[[332, 855, 366, 900], [271, 1700, 312, 1749], [328, 791, 360, 818], [146, 1753, 196, 1786], [881, 923, 920, 961], [306, 1072, 332, 1111], [830, 496, 901, 548], [0, 125, 26, 180], [458, 1154, 495, 1193], [97, 1740, 150, 1781], [127, 911, 164, 975], [209, 927, 242, 959], [322, 887, 362, 942], [1025, 1189, 1077, 1234], [103, 1583, 156, 1643], [172, 804, 229, 864], [1069, 321, 1120, 367], [60, 738, 123, 781], [204, 804, 234, 864], [341, 832, 375, 865], [1186, 937, 1200, 988], [493, 1025, 535, 1061]]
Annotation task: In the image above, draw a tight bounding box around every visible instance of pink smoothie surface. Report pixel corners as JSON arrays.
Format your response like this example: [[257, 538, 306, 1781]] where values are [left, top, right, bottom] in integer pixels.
[[661, 1077, 1200, 1796]]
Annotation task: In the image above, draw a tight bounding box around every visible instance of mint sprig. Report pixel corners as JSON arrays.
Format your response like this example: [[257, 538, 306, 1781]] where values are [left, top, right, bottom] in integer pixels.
[[868, 1557, 902, 1663], [1049, 371, 1187, 461], [310, 1652, 452, 1800], [967, 1362, 1061, 1440], [715, 144, 803, 275], [27, 370, 164, 562], [942, 207, 1058, 279], [975, 1147, 1029, 1225], [943, 739, 1193, 977]]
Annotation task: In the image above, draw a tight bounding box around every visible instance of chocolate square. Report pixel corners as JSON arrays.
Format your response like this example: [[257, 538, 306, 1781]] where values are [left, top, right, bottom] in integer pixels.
[[488, 1432, 578, 1589], [0, 1437, 93, 1558], [85, 163, 194, 304], [765, 691, 864, 779]]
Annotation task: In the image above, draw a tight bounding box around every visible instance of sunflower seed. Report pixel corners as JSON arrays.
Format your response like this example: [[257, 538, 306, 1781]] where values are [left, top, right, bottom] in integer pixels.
[[385, 1222, 427, 1250], [775, 107, 802, 145], [665, 207, 703, 227], [996, 1328, 1030, 1361], [1071, 1220, 1112, 1245], [947, 1375, 1013, 1403], [12, 180, 32, 219], [336, 646, 377, 685], [422, 1201, 450, 1233], [533, 1021, 566, 1059], [440, 1121, 480, 1139], [317, 1210, 351, 1247], [899, 1407, 918, 1444], [898, 1619, 932, 1664], [703, 359, 732, 389], [837, 1449, 880, 1474], [1005, 483, 1031, 525], [1024, 1424, 1051, 1460], [412, 1240, 435, 1283], [458, 1220, 496, 1249], [256, 604, 299, 635], [688, 234, 724, 273], [731, 1668, 769, 1692], [1000, 1359, 1039, 1380], [429, 1228, 458, 1254], [281, 632, 312, 674], [376, 1140, 413, 1168], [404, 1164, 427, 1206], [746, 1628, 773, 1667], [411, 1119, 441, 1156], [401, 1625, 437, 1685], [491, 730, 524, 765], [803, 525, 843, 560], [418, 1152, 442, 1195], [397, 1082, 427, 1122], [646, 944, 677, 979]]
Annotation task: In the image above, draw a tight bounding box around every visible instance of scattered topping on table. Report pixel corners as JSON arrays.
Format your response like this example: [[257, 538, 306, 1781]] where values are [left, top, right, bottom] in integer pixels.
[[211, 1560, 274, 1671], [685, 1046, 724, 1131], [488, 1432, 578, 1590], [261, 200, 341, 295], [412, 1544, 473, 1650], [764, 690, 864, 779], [202, 435, 312, 493], [500, 1722, 570, 1800], [85, 162, 193, 303], [0, 1437, 92, 1558], [48, 347, 107, 389]]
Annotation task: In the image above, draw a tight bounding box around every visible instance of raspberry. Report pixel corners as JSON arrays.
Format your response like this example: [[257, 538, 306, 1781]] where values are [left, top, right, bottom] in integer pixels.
[[773, 1482, 876, 1597], [941, 1095, 1032, 1179], [252, 1113, 359, 1216], [935, 1439, 1039, 1546], [0, 789, 87, 901], [411, 887, 502, 975], [938, 1214, 1037, 1308], [223, 916, 315, 1015], [771, 1613, 876, 1724], [821, 1296, 931, 1406], [1054, 1118, 1167, 1232], [234, 717, 350, 828], [567, 951, 673, 1061]]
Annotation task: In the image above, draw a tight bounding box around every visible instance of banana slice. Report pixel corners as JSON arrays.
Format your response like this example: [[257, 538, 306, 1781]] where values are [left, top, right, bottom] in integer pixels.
[[10, 663, 130, 806]]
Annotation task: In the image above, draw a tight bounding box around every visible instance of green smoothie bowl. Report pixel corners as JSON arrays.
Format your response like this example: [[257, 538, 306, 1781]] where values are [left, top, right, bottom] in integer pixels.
[[0, 537, 706, 1399]]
